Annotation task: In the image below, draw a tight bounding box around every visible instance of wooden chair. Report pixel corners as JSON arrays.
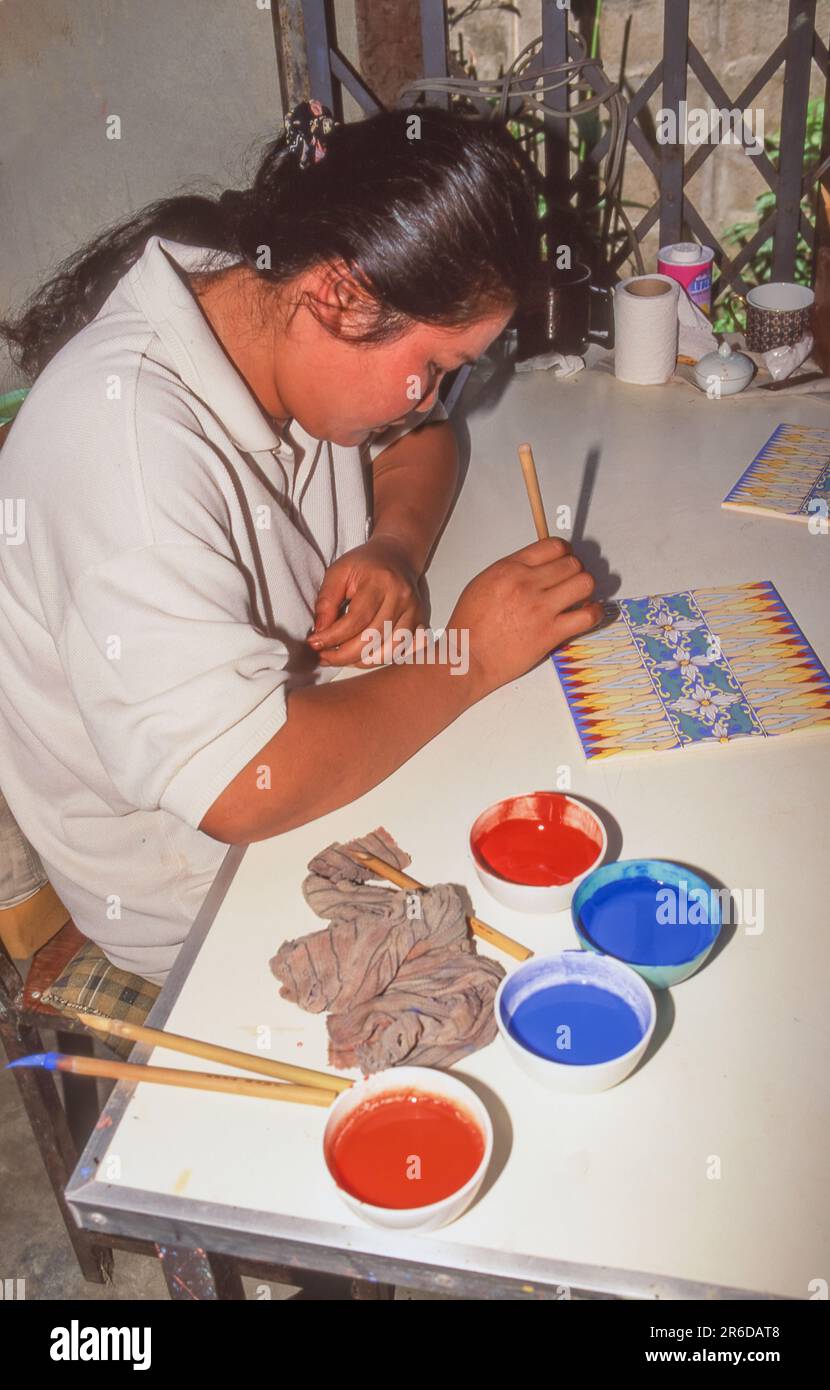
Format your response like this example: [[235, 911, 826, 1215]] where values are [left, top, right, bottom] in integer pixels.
[[0, 882, 146, 1284]]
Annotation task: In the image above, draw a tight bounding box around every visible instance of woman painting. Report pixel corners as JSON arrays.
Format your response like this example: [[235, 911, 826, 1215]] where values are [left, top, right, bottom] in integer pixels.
[[0, 103, 599, 986]]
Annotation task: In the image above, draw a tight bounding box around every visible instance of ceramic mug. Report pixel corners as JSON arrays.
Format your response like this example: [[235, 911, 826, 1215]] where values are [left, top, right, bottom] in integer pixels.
[[516, 262, 615, 360], [745, 282, 814, 352]]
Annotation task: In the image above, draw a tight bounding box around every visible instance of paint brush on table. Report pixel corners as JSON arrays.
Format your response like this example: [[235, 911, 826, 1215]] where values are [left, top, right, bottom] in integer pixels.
[[5, 1053, 338, 1106], [518, 442, 550, 540], [518, 441, 618, 637], [68, 1010, 353, 1092], [347, 848, 533, 961]]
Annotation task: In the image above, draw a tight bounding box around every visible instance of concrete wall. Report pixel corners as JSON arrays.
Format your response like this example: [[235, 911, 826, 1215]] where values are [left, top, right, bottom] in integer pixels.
[[454, 0, 830, 270], [0, 0, 290, 391]]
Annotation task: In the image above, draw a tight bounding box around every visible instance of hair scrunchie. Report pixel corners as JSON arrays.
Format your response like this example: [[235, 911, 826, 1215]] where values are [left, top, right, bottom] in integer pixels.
[[284, 98, 339, 169]]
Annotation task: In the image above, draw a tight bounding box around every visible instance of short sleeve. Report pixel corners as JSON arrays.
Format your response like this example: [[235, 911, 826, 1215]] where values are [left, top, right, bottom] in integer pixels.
[[365, 396, 450, 464], [57, 543, 297, 829]]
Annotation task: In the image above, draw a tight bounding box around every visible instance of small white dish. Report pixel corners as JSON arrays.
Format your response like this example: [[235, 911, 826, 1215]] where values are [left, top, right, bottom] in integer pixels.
[[469, 791, 607, 914], [495, 951, 656, 1094], [322, 1065, 493, 1232], [692, 341, 754, 395]]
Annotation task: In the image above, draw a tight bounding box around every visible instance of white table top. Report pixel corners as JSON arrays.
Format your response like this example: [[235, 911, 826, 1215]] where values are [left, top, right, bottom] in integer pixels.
[[69, 363, 830, 1299]]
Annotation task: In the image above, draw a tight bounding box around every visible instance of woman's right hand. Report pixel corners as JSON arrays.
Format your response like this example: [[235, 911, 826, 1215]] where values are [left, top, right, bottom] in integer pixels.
[[447, 537, 603, 698]]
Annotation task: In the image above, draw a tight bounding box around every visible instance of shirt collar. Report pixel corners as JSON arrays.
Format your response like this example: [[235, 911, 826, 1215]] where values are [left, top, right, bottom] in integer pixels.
[[126, 236, 282, 453]]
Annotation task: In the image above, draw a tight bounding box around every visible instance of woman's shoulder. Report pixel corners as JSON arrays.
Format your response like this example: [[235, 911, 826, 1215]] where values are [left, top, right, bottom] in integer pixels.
[[7, 312, 203, 462]]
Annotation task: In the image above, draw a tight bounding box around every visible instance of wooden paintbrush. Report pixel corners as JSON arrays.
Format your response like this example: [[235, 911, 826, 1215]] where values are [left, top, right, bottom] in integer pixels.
[[5, 1052, 338, 1106], [518, 442, 550, 539], [69, 1011, 353, 1092], [347, 848, 533, 961], [519, 440, 618, 637]]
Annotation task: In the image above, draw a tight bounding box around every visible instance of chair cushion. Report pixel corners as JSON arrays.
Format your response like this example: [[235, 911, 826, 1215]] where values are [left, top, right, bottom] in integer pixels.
[[39, 941, 161, 1060]]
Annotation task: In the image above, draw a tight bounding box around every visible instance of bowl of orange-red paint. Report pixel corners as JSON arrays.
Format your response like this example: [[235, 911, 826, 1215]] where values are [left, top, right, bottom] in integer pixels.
[[469, 791, 607, 914], [323, 1066, 492, 1232]]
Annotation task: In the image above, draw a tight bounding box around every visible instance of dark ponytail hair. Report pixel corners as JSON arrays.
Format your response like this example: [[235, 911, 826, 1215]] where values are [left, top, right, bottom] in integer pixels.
[[1, 106, 540, 382]]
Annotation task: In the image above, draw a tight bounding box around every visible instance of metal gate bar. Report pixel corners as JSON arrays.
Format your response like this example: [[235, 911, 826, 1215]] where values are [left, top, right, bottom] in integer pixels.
[[273, 0, 830, 306]]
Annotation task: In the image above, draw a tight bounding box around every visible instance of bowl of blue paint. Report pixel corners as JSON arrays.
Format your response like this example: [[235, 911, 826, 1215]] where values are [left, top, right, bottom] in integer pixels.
[[495, 950, 656, 1093], [571, 859, 721, 989]]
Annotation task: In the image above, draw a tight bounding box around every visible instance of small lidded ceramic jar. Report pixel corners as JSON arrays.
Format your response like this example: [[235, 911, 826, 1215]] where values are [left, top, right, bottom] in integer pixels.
[[692, 341, 755, 396]]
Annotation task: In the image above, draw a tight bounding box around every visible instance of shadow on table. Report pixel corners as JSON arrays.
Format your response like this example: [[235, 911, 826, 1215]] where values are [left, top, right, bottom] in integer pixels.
[[632, 987, 675, 1076], [568, 445, 620, 605], [630, 861, 736, 1077], [447, 1070, 512, 1207]]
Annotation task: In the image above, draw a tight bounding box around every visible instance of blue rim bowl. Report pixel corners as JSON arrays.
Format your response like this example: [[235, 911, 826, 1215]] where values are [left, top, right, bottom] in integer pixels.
[[571, 859, 722, 988]]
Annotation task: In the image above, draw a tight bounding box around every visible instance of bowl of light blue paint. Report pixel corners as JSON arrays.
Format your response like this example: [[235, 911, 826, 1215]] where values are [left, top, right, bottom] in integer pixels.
[[572, 859, 722, 989], [495, 951, 656, 1093]]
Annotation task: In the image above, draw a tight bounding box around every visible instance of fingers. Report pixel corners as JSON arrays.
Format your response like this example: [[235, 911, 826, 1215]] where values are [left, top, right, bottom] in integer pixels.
[[312, 595, 341, 636], [311, 567, 347, 637], [536, 572, 595, 622], [311, 589, 379, 650], [550, 600, 605, 646], [316, 636, 370, 667], [535, 551, 588, 590], [319, 598, 425, 668], [541, 564, 596, 610], [313, 573, 422, 653], [511, 536, 572, 567]]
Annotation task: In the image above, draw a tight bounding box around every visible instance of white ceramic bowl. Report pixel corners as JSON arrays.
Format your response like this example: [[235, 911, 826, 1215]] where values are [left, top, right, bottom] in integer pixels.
[[495, 951, 656, 1094], [322, 1065, 493, 1232], [469, 792, 607, 914]]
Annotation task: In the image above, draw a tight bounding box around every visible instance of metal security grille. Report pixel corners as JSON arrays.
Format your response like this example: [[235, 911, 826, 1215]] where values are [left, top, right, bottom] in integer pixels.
[[271, 0, 830, 308]]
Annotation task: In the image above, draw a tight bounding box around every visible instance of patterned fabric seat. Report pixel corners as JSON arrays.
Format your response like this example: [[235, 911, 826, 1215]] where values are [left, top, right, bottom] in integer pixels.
[[0, 789, 158, 1049], [37, 941, 160, 1059]]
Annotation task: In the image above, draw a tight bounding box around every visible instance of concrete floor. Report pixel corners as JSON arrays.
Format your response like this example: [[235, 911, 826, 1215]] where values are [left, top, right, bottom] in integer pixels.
[[0, 1037, 455, 1301]]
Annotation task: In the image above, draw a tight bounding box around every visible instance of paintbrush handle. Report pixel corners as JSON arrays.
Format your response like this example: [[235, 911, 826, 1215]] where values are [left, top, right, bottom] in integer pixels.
[[57, 1054, 336, 1106], [467, 915, 534, 961], [351, 852, 533, 962], [354, 853, 422, 893], [74, 1012, 352, 1093], [518, 443, 550, 540]]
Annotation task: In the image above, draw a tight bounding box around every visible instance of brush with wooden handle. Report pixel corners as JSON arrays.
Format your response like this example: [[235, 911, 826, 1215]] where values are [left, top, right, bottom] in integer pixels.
[[5, 1052, 338, 1106], [518, 440, 616, 637], [347, 848, 533, 961], [69, 1011, 353, 1092], [518, 442, 550, 540]]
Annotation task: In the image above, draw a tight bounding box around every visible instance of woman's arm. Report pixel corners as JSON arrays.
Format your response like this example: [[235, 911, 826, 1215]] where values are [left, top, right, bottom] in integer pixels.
[[199, 655, 480, 844], [369, 417, 459, 575], [309, 420, 460, 662], [199, 538, 601, 845]]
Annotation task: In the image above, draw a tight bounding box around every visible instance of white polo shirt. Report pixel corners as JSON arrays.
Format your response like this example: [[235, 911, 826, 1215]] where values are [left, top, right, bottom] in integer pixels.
[[0, 236, 447, 984]]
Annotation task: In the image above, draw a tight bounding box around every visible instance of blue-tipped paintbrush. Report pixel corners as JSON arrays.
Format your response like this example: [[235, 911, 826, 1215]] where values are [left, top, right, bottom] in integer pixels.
[[6, 1052, 335, 1105]]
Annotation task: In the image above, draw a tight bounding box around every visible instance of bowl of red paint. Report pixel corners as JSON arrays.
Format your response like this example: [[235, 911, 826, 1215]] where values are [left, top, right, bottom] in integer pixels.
[[469, 792, 607, 914], [323, 1066, 493, 1231]]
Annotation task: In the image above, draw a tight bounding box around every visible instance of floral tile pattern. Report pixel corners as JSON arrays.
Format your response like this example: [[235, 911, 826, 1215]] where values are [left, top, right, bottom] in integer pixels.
[[552, 581, 830, 760], [619, 591, 764, 746]]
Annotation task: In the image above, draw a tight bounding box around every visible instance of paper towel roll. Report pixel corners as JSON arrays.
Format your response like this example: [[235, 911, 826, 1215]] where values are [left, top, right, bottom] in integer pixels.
[[614, 274, 680, 385]]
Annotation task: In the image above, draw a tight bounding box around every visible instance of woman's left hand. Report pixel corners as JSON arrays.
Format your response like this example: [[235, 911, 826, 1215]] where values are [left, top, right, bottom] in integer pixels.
[[308, 535, 427, 667]]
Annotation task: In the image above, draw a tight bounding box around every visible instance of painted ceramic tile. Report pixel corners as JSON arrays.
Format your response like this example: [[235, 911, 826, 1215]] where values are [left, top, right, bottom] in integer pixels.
[[722, 423, 830, 524], [552, 581, 830, 760]]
